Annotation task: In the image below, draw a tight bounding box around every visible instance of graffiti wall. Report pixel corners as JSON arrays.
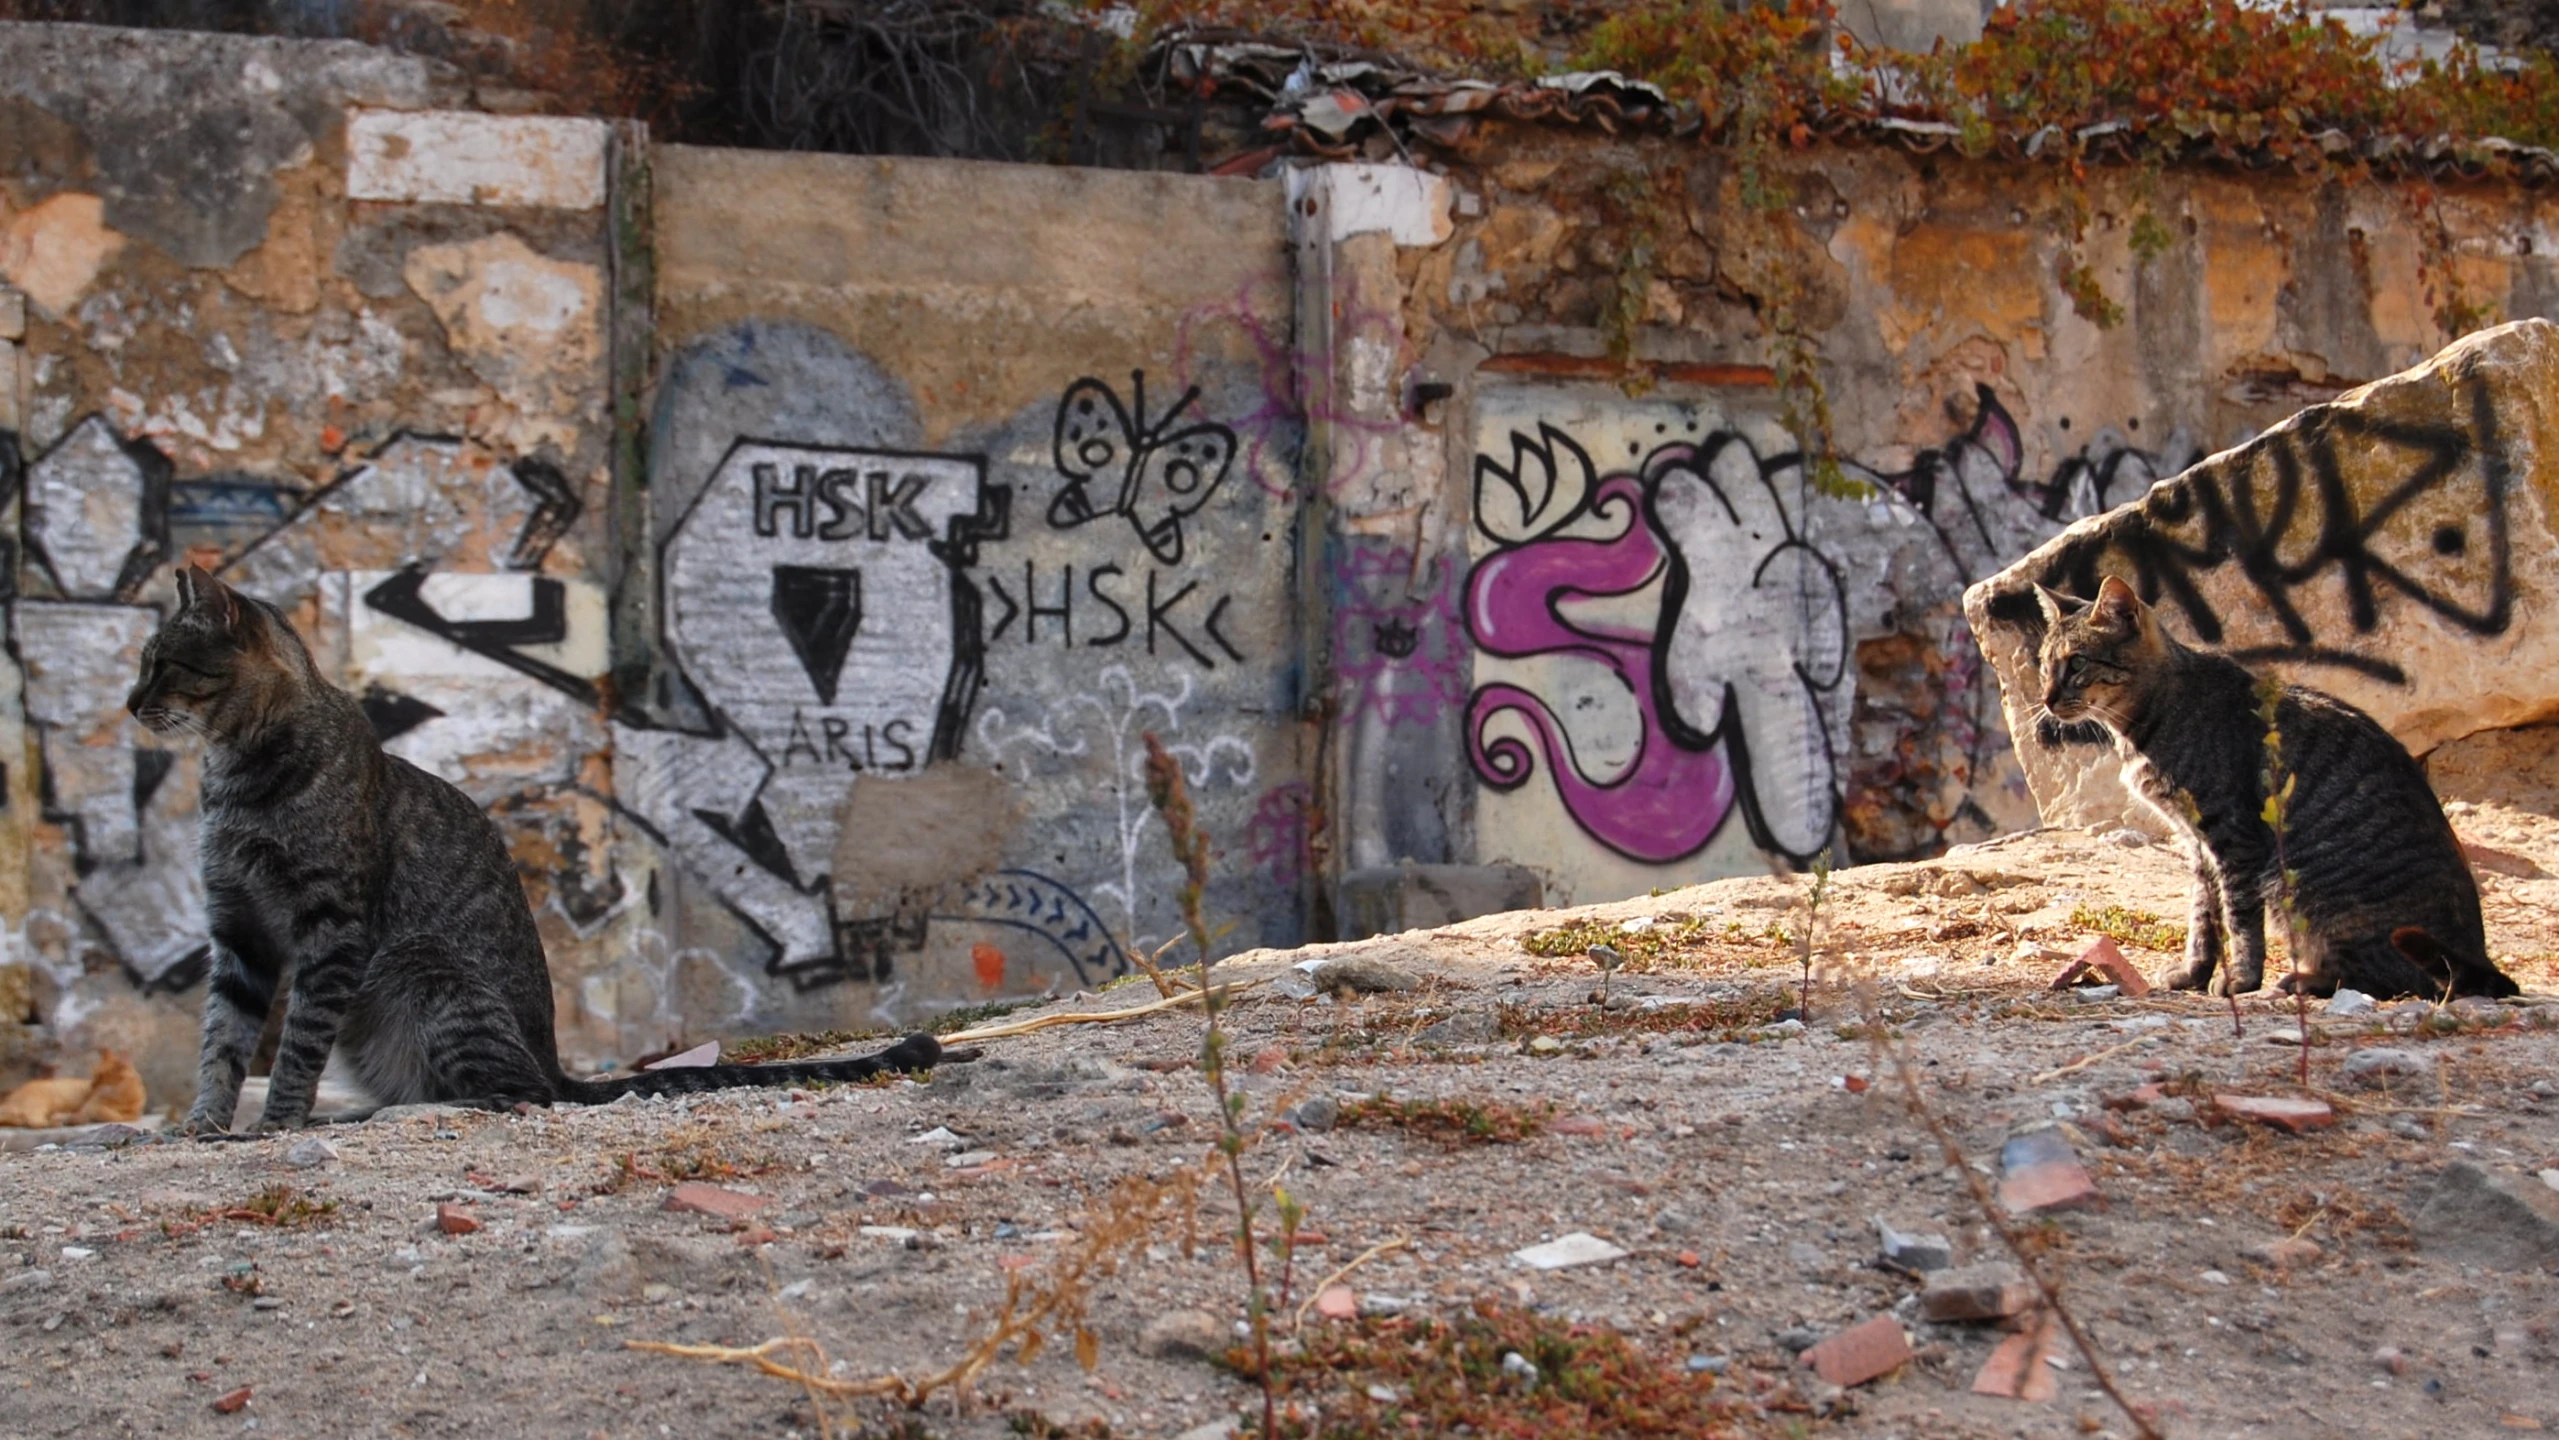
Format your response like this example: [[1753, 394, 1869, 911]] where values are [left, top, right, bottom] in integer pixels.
[[624, 147, 1303, 1045], [14, 21, 2559, 1097]]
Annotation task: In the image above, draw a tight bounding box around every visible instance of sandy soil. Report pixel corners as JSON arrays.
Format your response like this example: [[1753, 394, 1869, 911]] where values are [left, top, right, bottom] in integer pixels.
[[5, 821, 2558, 1440]]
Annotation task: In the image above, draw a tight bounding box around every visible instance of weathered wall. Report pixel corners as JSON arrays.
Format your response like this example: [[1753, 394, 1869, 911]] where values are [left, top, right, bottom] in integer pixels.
[[12, 20, 2559, 1103], [1310, 130, 2559, 906], [617, 147, 1305, 1048]]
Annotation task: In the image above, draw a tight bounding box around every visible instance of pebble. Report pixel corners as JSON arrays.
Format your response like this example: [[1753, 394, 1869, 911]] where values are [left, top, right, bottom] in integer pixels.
[[1501, 1351, 1540, 1389], [1278, 1097, 1339, 1133], [1511, 1232, 1628, 1270], [1874, 1218, 1953, 1273], [2343, 1048, 2432, 1084], [2325, 988, 2376, 1017], [2243, 1236, 2324, 1268], [1140, 1308, 1229, 1361], [283, 1139, 338, 1170], [943, 1150, 997, 1168], [1920, 1263, 2037, 1322], [58, 1247, 94, 1261], [1526, 1036, 1565, 1055], [1303, 955, 1419, 994], [0, 1269, 54, 1294]]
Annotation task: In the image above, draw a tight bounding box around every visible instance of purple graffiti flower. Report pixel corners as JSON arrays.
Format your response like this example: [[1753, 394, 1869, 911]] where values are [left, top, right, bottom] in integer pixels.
[[1333, 544, 1468, 728], [1243, 781, 1315, 889]]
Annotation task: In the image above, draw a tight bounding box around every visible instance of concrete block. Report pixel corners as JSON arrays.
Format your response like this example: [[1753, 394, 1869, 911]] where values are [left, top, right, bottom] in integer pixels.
[[1338, 863, 1542, 939], [346, 109, 608, 209]]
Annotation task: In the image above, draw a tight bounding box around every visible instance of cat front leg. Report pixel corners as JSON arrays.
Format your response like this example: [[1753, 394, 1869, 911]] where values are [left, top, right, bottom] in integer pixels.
[[251, 937, 365, 1131], [2160, 856, 2226, 991], [180, 941, 277, 1137], [2215, 873, 2270, 996]]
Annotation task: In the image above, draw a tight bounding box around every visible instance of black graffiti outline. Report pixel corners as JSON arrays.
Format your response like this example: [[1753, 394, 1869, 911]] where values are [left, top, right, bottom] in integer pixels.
[[362, 566, 600, 707], [934, 868, 1132, 988], [1049, 369, 1237, 566], [982, 559, 1243, 667]]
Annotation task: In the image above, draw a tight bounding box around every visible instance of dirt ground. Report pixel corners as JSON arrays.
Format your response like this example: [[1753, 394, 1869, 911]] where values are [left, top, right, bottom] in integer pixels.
[[5, 813, 2559, 1440]]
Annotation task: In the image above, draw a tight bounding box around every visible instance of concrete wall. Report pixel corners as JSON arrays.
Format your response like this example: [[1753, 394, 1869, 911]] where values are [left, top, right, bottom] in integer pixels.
[[9, 20, 2559, 1103]]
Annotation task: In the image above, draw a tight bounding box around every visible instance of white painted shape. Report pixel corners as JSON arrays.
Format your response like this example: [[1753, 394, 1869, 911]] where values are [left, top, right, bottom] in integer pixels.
[[664, 442, 986, 883], [26, 416, 148, 600], [15, 601, 154, 871], [611, 721, 836, 969], [345, 109, 608, 210], [1289, 164, 1453, 247]]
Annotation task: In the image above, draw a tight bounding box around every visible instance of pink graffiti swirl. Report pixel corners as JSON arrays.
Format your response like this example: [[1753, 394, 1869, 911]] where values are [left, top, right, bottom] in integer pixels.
[[1464, 476, 1736, 863]]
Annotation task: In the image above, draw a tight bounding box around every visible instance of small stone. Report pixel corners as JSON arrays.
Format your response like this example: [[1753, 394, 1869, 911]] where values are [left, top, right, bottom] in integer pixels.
[[1526, 1036, 1565, 1055], [2325, 988, 2376, 1017], [2375, 1345, 2409, 1375], [663, 1183, 772, 1221], [1501, 1350, 1540, 1388], [1278, 1096, 1338, 1133], [283, 1138, 338, 1170], [2343, 1047, 2432, 1085], [2541, 1169, 2559, 1195], [251, 1296, 283, 1310], [1140, 1307, 1230, 1361], [2390, 1116, 2431, 1141], [1313, 1284, 1358, 1320], [1774, 1327, 1822, 1354], [944, 1150, 998, 1168], [1874, 1218, 1953, 1273], [1305, 955, 1419, 994], [1686, 1353, 1730, 1374], [0, 1269, 54, 1294], [2198, 1268, 2232, 1286], [2102, 1083, 2165, 1111], [2072, 983, 2121, 1003], [1800, 1315, 1912, 1387], [2103, 828, 2152, 848], [2243, 1237, 2323, 1268], [1414, 1010, 1497, 1046], [1548, 1113, 1609, 1136], [1998, 1128, 2102, 1214], [1510, 1232, 1628, 1270], [2212, 1094, 2336, 1133], [1920, 1263, 2037, 1322], [212, 1386, 253, 1415], [434, 1204, 481, 1236], [2415, 1161, 2559, 1270], [57, 1246, 93, 1261], [2263, 1026, 2309, 1047]]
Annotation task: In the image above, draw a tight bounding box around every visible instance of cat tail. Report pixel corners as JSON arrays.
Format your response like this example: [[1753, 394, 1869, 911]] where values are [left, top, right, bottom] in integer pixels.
[[2390, 928, 2520, 1000], [556, 1032, 947, 1103]]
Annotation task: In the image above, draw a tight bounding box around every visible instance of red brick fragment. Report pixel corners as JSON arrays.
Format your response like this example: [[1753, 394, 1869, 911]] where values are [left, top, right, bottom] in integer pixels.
[[1314, 1284, 1358, 1320], [212, 1387, 254, 1415], [1800, 1314, 1912, 1388], [1971, 1310, 2059, 1401], [1998, 1130, 2103, 1215], [664, 1182, 773, 1221], [2212, 1094, 2336, 1133], [2048, 936, 2151, 997], [2102, 1083, 2165, 1111], [434, 1203, 481, 1236], [1548, 1113, 1609, 1136]]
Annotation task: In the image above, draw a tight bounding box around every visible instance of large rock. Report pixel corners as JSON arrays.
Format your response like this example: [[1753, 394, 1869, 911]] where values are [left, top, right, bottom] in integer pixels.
[[1966, 319, 2559, 826]]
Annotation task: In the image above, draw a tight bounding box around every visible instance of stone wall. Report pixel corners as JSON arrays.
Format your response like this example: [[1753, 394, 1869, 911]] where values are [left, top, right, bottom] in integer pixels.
[[10, 20, 2559, 1104]]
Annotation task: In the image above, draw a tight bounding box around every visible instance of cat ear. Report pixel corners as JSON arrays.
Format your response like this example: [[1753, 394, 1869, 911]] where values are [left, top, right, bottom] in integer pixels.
[[2031, 583, 2084, 627], [2090, 574, 2142, 634], [177, 565, 241, 627]]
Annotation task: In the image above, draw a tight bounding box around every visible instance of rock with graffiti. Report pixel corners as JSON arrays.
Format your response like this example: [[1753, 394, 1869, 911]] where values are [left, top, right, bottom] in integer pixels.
[[1970, 319, 2559, 828]]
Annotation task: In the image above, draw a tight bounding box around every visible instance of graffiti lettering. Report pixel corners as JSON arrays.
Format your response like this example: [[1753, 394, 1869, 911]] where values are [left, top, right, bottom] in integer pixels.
[[983, 560, 1243, 665]]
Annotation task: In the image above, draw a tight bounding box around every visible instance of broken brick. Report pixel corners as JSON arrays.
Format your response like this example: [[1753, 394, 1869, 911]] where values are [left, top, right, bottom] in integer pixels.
[[664, 1182, 773, 1221], [212, 1387, 253, 1415], [2102, 1082, 2166, 1111], [434, 1203, 480, 1236], [1921, 1263, 2039, 1322], [1548, 1113, 1609, 1136], [1800, 1314, 1912, 1388], [1998, 1128, 2102, 1215], [2243, 1236, 2324, 1268], [1314, 1284, 1358, 1320], [1970, 1310, 2059, 1401], [2212, 1094, 2337, 1133], [2049, 936, 2151, 997]]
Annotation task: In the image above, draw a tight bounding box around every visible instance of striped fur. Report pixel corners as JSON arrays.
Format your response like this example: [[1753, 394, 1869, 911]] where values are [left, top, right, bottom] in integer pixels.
[[131, 566, 939, 1134], [2034, 576, 2516, 1001]]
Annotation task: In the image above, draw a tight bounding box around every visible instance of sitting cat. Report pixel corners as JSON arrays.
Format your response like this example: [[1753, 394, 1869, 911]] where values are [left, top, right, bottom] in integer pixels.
[[0, 1072, 94, 1128], [128, 567, 943, 1134], [2034, 575, 2517, 1001], [72, 1048, 147, 1124]]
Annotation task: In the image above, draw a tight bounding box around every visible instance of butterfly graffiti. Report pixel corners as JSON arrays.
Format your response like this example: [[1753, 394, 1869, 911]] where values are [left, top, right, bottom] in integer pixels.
[[1049, 370, 1237, 566]]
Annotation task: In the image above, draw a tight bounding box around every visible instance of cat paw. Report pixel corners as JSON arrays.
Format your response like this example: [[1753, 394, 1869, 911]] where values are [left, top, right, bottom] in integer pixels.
[[2159, 961, 2215, 991], [175, 1115, 229, 1140], [2213, 968, 2266, 997]]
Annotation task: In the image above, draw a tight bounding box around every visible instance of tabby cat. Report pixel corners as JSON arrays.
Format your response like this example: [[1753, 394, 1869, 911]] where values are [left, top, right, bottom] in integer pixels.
[[2034, 575, 2517, 1001], [129, 567, 942, 1134]]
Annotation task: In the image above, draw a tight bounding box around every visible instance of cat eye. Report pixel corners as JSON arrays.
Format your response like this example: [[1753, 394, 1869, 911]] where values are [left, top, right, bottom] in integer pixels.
[[2063, 655, 2089, 682]]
